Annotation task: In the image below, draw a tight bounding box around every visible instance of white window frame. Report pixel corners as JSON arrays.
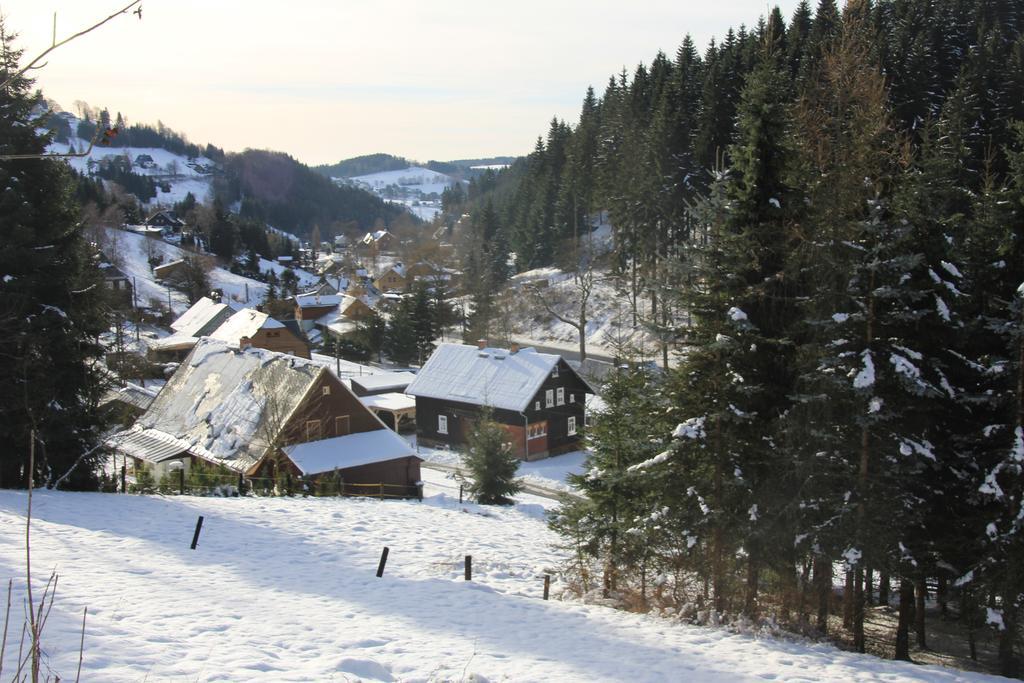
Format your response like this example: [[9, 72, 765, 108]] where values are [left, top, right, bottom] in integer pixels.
[[567, 416, 577, 436], [322, 385, 331, 396], [306, 419, 321, 441], [535, 400, 541, 411], [552, 365, 559, 378], [438, 415, 448, 435], [556, 387, 565, 406], [569, 393, 575, 403], [545, 389, 554, 408]]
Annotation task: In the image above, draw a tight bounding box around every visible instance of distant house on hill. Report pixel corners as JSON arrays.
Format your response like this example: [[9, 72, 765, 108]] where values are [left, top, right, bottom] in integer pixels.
[[153, 259, 187, 281], [108, 339, 421, 492], [98, 258, 132, 304], [145, 210, 185, 232], [360, 230, 396, 253], [405, 341, 595, 460], [294, 293, 375, 344]]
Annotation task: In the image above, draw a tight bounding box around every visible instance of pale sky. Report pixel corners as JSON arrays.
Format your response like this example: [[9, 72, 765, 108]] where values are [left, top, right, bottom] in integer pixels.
[[1, 1, 803, 166]]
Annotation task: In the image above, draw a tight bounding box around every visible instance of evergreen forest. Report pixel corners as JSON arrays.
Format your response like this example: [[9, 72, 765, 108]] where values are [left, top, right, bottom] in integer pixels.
[[441, 0, 1024, 674]]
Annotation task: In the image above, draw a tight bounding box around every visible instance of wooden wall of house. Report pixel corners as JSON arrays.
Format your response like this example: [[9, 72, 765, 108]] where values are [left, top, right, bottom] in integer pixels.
[[247, 328, 310, 359], [295, 303, 336, 321], [279, 371, 383, 447]]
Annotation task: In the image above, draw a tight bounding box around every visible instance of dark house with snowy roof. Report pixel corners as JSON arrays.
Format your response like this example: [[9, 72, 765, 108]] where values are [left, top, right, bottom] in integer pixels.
[[145, 210, 185, 231], [109, 339, 421, 492], [405, 341, 595, 460]]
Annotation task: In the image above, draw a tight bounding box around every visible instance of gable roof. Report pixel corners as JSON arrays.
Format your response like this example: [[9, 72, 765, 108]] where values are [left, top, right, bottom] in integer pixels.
[[281, 430, 419, 476], [405, 343, 590, 412], [110, 339, 325, 472], [209, 308, 285, 345], [170, 296, 232, 337]]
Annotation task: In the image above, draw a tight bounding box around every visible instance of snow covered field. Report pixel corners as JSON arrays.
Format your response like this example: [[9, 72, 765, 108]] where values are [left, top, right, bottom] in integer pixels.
[[0, 489, 999, 682]]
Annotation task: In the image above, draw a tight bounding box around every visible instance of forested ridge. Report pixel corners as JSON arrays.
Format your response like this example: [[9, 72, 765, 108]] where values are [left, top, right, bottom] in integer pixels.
[[446, 0, 1024, 674]]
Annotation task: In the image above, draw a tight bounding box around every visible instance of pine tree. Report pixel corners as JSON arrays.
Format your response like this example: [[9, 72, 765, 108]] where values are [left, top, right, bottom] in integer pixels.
[[461, 411, 521, 505], [0, 22, 110, 489]]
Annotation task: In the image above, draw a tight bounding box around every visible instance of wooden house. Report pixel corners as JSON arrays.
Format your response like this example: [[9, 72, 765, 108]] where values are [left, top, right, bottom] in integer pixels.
[[147, 296, 233, 361], [108, 339, 421, 492], [373, 263, 407, 292], [145, 210, 184, 231], [153, 259, 187, 280], [405, 341, 595, 460], [210, 308, 311, 359]]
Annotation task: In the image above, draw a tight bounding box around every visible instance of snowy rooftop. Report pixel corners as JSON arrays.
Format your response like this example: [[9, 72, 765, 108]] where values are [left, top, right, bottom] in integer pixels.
[[295, 293, 342, 308], [405, 343, 563, 412], [359, 392, 416, 413], [100, 382, 159, 412], [169, 296, 231, 336], [116, 339, 325, 472], [351, 372, 416, 393], [209, 308, 285, 345], [282, 430, 418, 476]]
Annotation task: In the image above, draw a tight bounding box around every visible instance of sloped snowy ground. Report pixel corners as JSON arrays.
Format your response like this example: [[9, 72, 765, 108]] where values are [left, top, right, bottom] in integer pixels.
[[102, 227, 307, 315], [0, 489, 999, 683]]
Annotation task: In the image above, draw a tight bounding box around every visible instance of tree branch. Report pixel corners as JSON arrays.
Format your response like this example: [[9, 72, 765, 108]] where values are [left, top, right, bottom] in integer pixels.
[[0, 1, 141, 92]]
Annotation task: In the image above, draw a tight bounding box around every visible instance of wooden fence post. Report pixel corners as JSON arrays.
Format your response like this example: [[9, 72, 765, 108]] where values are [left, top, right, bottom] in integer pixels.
[[465, 555, 472, 581], [459, 484, 463, 504], [179, 467, 185, 495], [543, 574, 551, 600], [238, 472, 244, 496], [376, 547, 389, 577], [121, 462, 126, 493], [379, 482, 384, 500], [190, 516, 204, 550]]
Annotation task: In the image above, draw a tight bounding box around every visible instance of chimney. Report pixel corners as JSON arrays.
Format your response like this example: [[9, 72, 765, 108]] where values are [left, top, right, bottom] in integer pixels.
[[239, 336, 252, 350], [477, 338, 487, 350], [510, 342, 520, 354]]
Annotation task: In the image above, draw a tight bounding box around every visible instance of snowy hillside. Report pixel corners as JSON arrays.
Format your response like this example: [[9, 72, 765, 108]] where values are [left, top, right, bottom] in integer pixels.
[[46, 113, 217, 207], [341, 166, 455, 221], [101, 227, 318, 315], [0, 488, 997, 682]]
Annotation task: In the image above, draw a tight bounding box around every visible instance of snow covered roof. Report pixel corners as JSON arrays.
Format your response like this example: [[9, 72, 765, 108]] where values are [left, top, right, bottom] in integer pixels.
[[209, 308, 284, 345], [169, 296, 232, 337], [405, 343, 567, 412], [282, 429, 418, 476], [113, 339, 326, 472], [100, 382, 159, 412], [295, 293, 342, 309], [360, 392, 416, 413], [351, 372, 416, 394]]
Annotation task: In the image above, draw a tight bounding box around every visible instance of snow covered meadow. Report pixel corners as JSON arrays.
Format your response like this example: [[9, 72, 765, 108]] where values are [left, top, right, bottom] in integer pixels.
[[0, 485, 1002, 682]]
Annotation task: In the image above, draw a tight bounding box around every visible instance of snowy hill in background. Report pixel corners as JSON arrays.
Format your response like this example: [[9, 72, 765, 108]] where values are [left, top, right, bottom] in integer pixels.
[[0, 487, 996, 682], [101, 226, 317, 315], [340, 166, 456, 221], [46, 113, 217, 207]]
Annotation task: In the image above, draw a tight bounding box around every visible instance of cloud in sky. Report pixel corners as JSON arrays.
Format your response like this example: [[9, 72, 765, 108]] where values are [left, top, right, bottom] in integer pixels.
[[2, 0, 803, 165]]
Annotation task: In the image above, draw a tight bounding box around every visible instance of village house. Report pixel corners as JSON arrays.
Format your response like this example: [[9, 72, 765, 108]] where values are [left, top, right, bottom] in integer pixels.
[[153, 258, 187, 280], [405, 341, 595, 460], [373, 263, 407, 292], [360, 229, 396, 254], [145, 210, 185, 232], [294, 292, 375, 345], [108, 339, 422, 493], [98, 258, 133, 305], [147, 296, 233, 361], [209, 307, 311, 359]]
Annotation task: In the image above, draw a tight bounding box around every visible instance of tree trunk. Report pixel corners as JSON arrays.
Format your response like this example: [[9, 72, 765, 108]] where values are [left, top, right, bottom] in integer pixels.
[[895, 578, 914, 661], [853, 566, 866, 653], [963, 588, 978, 661], [936, 575, 948, 618], [814, 556, 830, 635], [745, 555, 760, 619], [879, 572, 890, 606], [999, 589, 1021, 678], [865, 566, 874, 606], [843, 570, 855, 629], [915, 575, 927, 648]]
